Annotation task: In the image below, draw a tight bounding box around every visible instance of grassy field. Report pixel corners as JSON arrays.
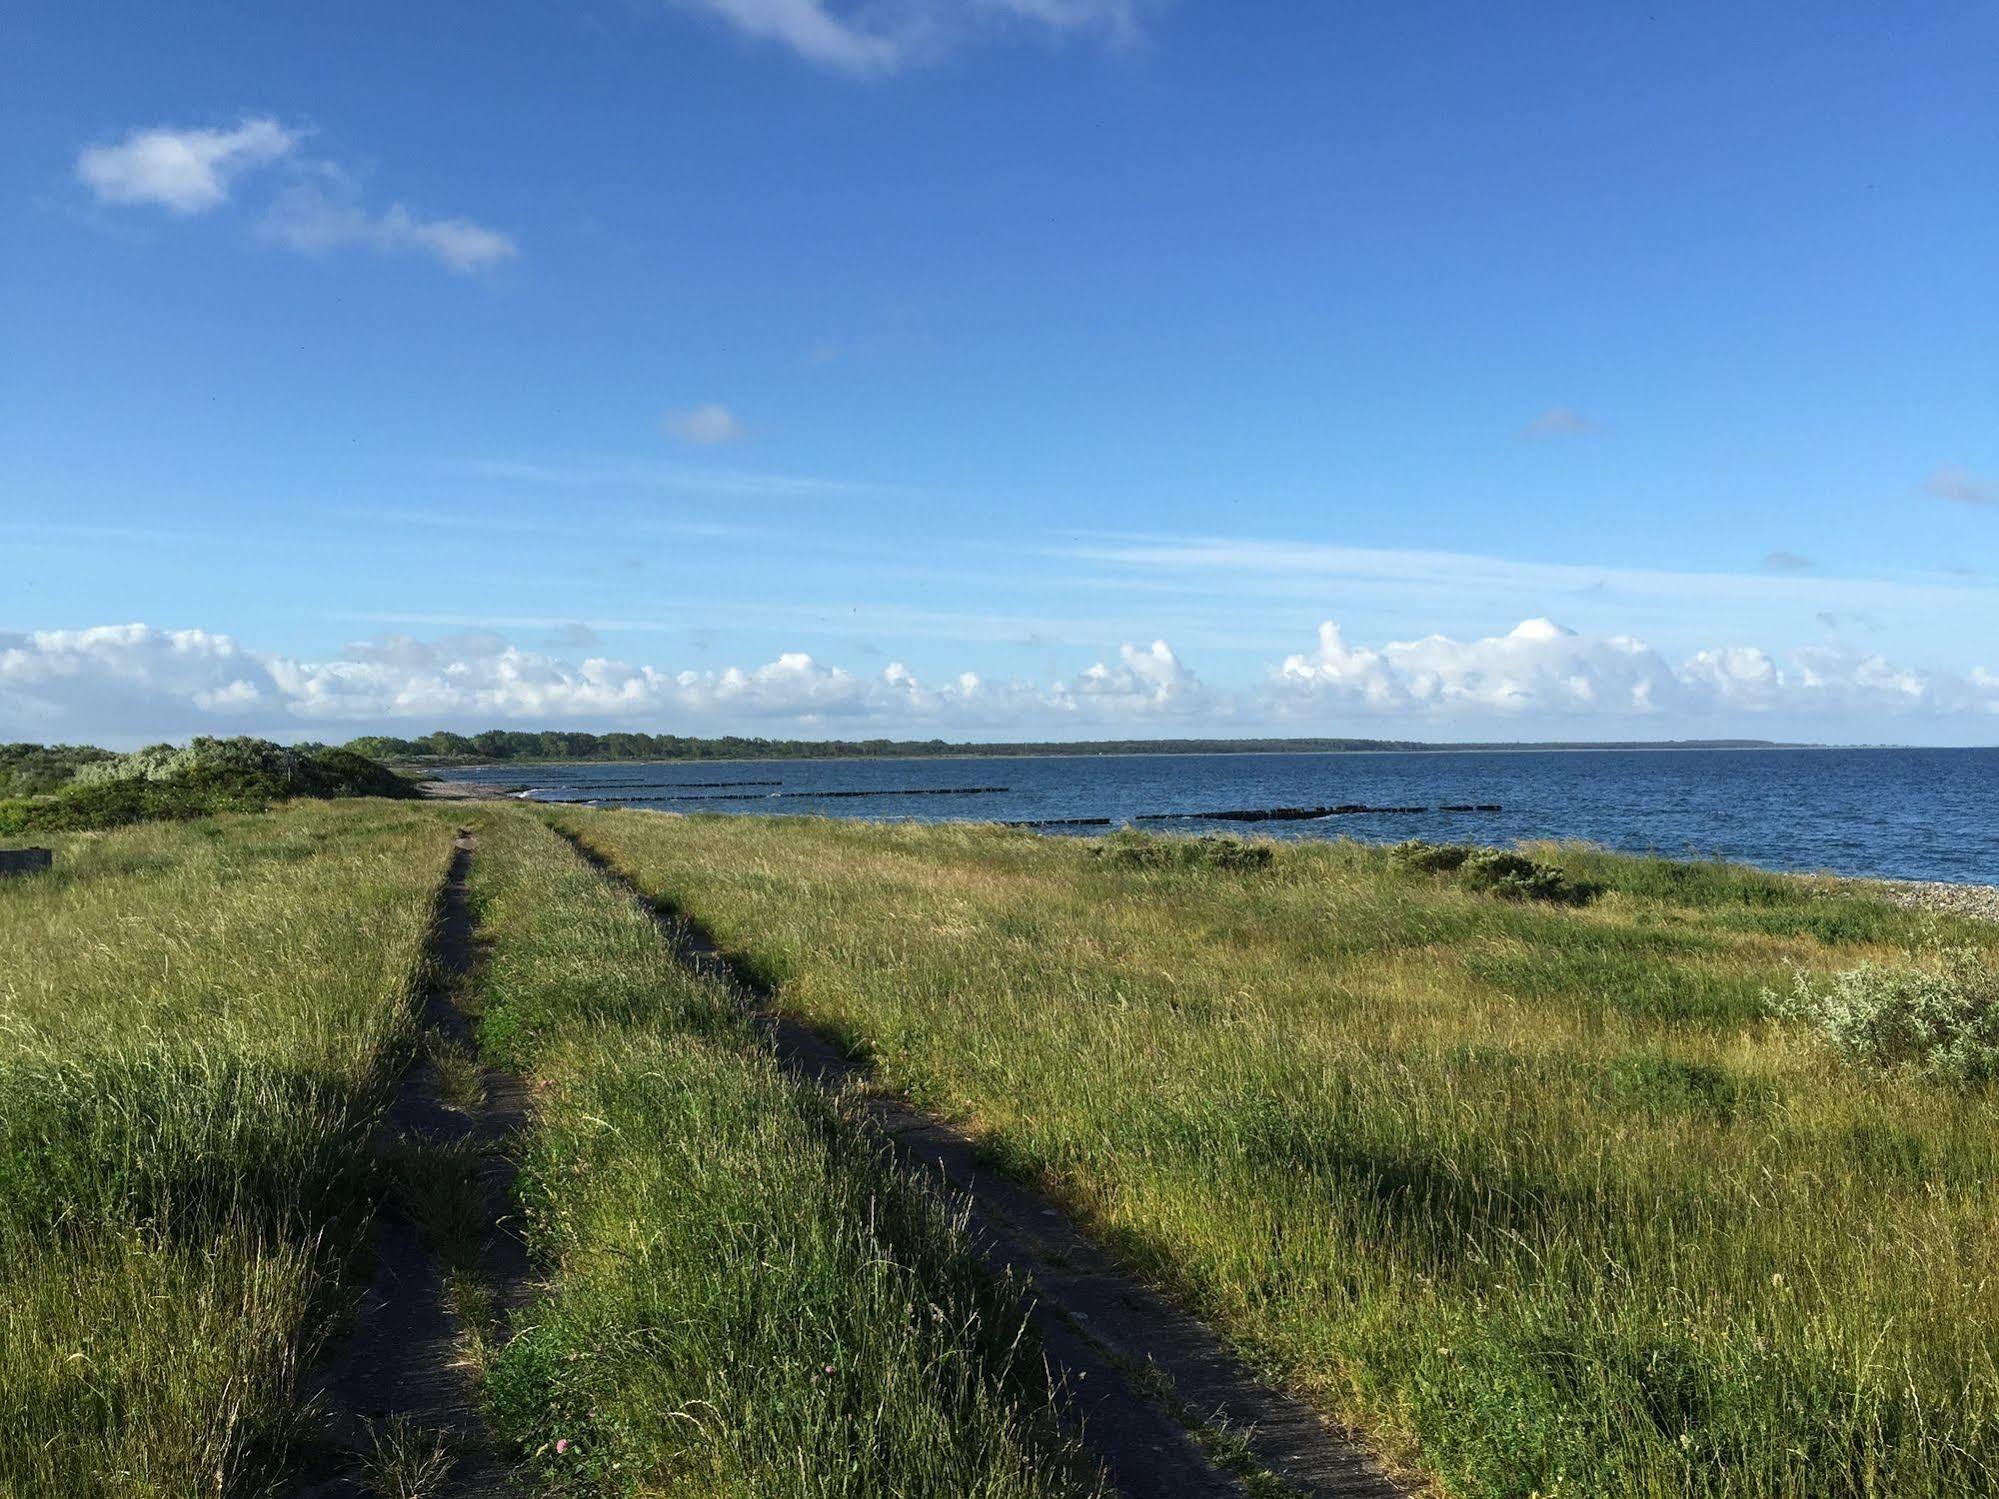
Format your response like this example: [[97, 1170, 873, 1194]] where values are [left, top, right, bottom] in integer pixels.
[[554, 810, 1999, 1499], [463, 808, 1102, 1497], [0, 802, 455, 1497]]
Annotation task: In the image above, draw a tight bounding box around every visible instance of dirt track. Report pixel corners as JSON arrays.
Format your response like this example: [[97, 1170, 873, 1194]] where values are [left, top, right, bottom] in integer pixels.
[[297, 832, 530, 1498], [561, 828, 1411, 1499]]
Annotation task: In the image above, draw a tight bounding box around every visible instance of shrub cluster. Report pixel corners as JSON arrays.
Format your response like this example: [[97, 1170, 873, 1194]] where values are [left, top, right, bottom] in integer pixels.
[[1770, 942, 1999, 1086], [0, 737, 414, 834], [0, 743, 117, 797], [1390, 840, 1595, 905], [1091, 829, 1273, 872]]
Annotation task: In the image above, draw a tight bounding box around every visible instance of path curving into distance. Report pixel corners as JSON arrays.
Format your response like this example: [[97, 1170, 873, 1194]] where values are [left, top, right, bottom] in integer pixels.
[[561, 828, 1412, 1499]]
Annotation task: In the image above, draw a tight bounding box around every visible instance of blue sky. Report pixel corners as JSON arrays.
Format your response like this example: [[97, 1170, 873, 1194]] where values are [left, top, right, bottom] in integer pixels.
[[5, 0, 1996, 745]]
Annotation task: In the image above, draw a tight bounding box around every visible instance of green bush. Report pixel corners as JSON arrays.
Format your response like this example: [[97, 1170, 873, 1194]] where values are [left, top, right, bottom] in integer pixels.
[[71, 737, 410, 798], [1091, 829, 1273, 872], [1459, 848, 1592, 905], [1389, 839, 1474, 873], [1770, 943, 1999, 1086], [0, 743, 117, 797], [2, 738, 415, 833], [1391, 840, 1594, 905]]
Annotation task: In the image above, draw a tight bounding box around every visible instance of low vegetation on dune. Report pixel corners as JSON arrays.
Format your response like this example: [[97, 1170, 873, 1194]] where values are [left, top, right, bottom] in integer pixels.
[[0, 741, 119, 796], [0, 803, 456, 1496], [1771, 938, 1999, 1087], [554, 811, 1999, 1499], [0, 735, 414, 834], [466, 810, 1102, 1497]]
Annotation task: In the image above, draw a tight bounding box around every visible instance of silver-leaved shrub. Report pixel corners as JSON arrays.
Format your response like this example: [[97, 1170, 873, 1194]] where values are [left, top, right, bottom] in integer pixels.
[[1770, 942, 1999, 1086]]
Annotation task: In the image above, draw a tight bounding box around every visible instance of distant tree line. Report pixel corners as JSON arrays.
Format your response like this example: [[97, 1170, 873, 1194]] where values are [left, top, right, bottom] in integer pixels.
[[342, 729, 1788, 764]]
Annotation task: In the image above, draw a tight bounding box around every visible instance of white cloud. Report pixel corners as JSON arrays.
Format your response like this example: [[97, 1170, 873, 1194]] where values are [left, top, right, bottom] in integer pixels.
[[1269, 617, 1997, 724], [262, 179, 517, 272], [76, 118, 297, 214], [675, 0, 905, 71], [1926, 465, 1999, 507], [1053, 639, 1204, 715], [1275, 618, 1670, 715], [6, 620, 1996, 746], [0, 624, 1209, 740], [670, 0, 1142, 73], [662, 403, 747, 445], [78, 119, 515, 271]]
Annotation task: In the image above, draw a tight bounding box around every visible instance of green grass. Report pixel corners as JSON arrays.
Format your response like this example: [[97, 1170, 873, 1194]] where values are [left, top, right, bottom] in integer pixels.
[[552, 811, 1999, 1499], [465, 809, 1103, 1498], [0, 801, 457, 1497]]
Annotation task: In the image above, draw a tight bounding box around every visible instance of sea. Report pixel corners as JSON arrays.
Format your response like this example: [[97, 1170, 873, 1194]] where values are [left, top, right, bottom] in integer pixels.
[[429, 746, 1999, 886]]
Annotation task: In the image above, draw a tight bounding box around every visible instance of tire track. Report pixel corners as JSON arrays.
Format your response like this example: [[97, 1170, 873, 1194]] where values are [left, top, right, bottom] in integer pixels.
[[297, 831, 531, 1498], [560, 828, 1411, 1499]]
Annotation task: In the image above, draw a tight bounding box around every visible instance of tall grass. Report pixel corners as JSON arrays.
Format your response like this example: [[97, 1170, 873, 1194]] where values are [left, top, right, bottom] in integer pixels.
[[0, 802, 456, 1497], [554, 811, 1999, 1499], [466, 810, 1102, 1497]]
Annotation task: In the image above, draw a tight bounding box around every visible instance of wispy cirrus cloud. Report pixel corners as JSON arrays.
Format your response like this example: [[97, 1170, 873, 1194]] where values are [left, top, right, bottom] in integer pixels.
[[662, 403, 748, 445], [457, 457, 880, 498], [262, 173, 517, 272], [1520, 405, 1599, 437], [1926, 464, 1999, 507], [668, 0, 1145, 74], [1056, 532, 1988, 615]]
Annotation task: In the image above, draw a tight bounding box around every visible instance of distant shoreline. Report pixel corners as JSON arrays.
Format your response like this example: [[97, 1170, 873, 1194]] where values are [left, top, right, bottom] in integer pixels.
[[401, 738, 1852, 773]]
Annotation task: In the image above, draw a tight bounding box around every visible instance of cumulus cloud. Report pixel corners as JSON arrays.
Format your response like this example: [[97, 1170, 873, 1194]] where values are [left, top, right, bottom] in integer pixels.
[[261, 177, 517, 272], [76, 118, 298, 213], [662, 403, 747, 445], [1520, 406, 1599, 438], [1269, 617, 1998, 724], [1926, 465, 1999, 507], [1053, 639, 1204, 715], [1275, 618, 1671, 715], [1762, 550, 1812, 573], [670, 0, 1142, 73], [7, 620, 1996, 745], [0, 624, 1210, 740]]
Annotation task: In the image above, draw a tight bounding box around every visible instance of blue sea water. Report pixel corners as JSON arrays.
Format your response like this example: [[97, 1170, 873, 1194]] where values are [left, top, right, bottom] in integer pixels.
[[432, 747, 1999, 886]]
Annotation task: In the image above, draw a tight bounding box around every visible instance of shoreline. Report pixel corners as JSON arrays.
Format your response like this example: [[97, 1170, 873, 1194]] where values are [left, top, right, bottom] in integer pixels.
[[1867, 878, 1999, 923], [422, 780, 1999, 914], [400, 743, 1921, 775], [414, 778, 530, 802]]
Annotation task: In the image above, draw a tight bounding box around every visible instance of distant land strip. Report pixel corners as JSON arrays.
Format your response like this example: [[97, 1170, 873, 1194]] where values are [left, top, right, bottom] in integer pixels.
[[360, 730, 1798, 766], [592, 786, 1011, 804]]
